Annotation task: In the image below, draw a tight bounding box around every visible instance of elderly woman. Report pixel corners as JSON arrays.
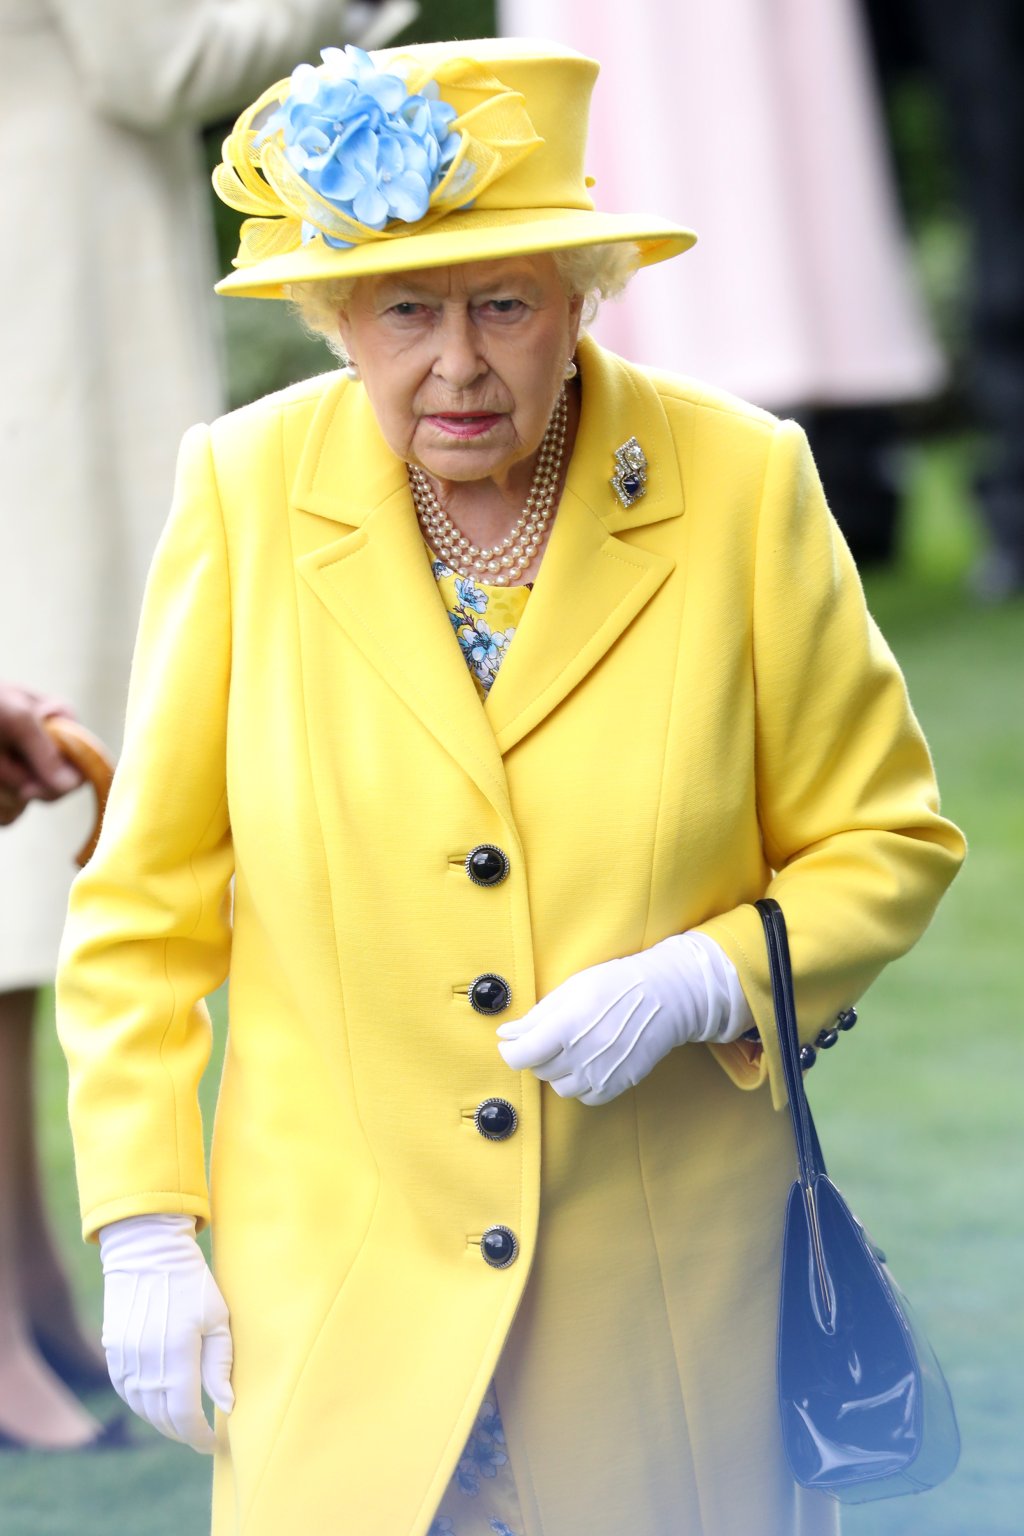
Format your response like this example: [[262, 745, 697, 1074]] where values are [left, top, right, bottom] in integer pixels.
[[57, 37, 964, 1536]]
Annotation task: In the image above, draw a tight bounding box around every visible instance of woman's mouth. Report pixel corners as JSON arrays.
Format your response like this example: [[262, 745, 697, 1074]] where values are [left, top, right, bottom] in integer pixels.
[[424, 413, 505, 439]]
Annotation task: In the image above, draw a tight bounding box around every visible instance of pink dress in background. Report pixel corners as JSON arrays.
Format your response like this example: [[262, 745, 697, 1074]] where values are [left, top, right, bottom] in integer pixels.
[[498, 0, 944, 409]]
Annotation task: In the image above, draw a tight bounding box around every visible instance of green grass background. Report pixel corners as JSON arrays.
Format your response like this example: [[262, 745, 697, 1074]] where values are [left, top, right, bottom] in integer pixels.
[[5, 436, 1021, 1535]]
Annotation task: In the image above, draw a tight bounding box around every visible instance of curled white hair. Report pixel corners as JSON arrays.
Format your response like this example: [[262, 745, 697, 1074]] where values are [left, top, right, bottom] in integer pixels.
[[284, 242, 641, 363]]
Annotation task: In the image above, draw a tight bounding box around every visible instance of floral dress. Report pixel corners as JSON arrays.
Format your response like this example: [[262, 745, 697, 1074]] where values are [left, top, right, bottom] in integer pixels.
[[430, 558, 532, 699], [429, 1389, 524, 1536], [427, 553, 527, 1536]]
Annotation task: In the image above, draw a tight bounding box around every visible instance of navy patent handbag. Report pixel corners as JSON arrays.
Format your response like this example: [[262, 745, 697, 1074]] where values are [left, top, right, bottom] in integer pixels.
[[756, 898, 961, 1503]]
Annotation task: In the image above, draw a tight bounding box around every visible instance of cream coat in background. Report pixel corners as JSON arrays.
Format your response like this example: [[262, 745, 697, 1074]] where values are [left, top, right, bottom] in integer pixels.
[[58, 336, 964, 1535], [500, 0, 944, 410], [0, 0, 420, 988]]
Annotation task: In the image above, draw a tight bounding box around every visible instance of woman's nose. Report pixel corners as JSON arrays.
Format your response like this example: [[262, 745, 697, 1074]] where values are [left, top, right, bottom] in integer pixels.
[[432, 311, 486, 390]]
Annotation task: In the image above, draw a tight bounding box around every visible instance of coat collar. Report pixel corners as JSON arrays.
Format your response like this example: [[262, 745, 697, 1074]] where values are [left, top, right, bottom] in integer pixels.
[[289, 334, 685, 535], [561, 333, 685, 533], [289, 370, 406, 526], [292, 338, 681, 796]]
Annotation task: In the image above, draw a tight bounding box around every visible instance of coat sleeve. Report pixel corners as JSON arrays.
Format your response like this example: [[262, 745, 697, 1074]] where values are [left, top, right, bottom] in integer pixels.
[[56, 424, 234, 1239], [51, 0, 347, 133], [696, 418, 965, 1108]]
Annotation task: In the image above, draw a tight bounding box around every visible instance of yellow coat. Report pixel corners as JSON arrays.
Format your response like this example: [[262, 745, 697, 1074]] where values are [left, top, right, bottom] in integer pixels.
[[57, 335, 964, 1536]]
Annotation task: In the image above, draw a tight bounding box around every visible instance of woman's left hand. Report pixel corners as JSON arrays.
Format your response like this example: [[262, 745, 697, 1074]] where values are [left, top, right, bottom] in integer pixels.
[[496, 932, 753, 1106]]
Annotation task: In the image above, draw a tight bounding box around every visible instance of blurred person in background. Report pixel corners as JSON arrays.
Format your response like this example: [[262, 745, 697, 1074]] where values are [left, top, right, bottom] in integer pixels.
[[895, 0, 1024, 600], [56, 36, 963, 1535], [0, 0, 415, 1451], [0, 686, 80, 832], [0, 684, 99, 1448], [499, 0, 945, 569]]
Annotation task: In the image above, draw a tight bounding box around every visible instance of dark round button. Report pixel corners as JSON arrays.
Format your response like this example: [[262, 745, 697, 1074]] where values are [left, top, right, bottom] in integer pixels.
[[815, 1028, 840, 1050], [474, 1098, 518, 1141], [799, 1044, 817, 1072], [837, 1006, 858, 1031], [466, 845, 510, 887], [481, 1225, 519, 1269], [469, 974, 512, 1015]]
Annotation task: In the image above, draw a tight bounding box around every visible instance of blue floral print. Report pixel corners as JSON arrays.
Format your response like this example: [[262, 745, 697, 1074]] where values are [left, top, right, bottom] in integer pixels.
[[466, 1426, 508, 1480], [455, 1460, 481, 1497], [453, 1394, 509, 1496], [455, 575, 488, 613], [466, 618, 512, 686], [430, 560, 526, 695], [476, 1402, 505, 1445], [428, 1515, 520, 1536], [432, 1386, 521, 1535]]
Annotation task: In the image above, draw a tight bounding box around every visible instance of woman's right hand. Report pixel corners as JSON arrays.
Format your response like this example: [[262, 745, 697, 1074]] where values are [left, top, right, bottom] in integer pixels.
[[98, 1214, 234, 1454]]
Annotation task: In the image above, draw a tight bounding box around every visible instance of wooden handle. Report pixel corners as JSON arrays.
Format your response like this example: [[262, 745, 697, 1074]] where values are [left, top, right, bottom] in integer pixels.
[[42, 716, 115, 867]]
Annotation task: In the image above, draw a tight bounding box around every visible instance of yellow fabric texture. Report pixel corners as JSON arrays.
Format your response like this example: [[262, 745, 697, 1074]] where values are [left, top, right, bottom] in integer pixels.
[[56, 334, 963, 1536]]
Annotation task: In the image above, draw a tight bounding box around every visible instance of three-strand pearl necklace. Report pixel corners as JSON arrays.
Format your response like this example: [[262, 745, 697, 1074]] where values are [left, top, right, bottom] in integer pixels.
[[407, 387, 568, 586]]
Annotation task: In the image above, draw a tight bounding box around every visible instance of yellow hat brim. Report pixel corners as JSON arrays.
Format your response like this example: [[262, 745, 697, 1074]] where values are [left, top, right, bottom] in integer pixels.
[[214, 206, 697, 299]]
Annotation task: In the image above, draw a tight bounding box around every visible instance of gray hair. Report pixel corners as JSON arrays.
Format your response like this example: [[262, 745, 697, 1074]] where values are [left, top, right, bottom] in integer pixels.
[[284, 242, 641, 362]]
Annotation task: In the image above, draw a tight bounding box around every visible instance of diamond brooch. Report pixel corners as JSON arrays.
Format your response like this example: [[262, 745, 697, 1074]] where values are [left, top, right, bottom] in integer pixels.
[[610, 437, 648, 509]]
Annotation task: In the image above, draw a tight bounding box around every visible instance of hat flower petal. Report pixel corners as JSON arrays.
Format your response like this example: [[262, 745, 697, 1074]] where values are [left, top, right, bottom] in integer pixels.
[[216, 45, 544, 265], [385, 172, 431, 224], [352, 180, 391, 230], [249, 45, 467, 246]]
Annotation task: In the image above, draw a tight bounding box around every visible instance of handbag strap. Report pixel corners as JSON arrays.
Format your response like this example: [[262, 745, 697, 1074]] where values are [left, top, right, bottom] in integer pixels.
[[755, 898, 826, 1188]]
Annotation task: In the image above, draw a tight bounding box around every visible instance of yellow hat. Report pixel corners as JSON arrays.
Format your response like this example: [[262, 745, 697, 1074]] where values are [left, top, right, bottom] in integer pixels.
[[213, 37, 696, 299]]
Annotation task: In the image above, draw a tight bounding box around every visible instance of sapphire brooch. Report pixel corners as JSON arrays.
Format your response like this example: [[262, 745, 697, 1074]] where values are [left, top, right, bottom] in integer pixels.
[[610, 437, 648, 509]]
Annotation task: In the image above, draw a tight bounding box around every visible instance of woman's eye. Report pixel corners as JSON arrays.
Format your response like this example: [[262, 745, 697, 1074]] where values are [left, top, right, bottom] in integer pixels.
[[484, 299, 524, 316], [389, 302, 426, 318]]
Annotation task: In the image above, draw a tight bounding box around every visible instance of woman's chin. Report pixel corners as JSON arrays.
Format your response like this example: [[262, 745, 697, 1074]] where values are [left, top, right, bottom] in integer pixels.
[[412, 434, 519, 486]]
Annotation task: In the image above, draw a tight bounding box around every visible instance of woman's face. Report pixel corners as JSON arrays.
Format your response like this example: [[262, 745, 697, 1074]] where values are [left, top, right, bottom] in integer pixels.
[[336, 255, 583, 490]]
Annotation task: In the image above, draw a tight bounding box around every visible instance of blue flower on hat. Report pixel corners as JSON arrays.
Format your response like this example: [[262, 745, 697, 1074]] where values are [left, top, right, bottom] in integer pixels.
[[263, 46, 461, 245]]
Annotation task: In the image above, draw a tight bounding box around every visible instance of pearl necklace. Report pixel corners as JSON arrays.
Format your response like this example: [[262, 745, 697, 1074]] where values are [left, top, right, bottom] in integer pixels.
[[407, 388, 568, 586]]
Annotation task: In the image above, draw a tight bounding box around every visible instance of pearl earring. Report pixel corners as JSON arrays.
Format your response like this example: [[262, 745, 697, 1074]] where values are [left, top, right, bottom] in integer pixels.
[[564, 358, 578, 381], [343, 360, 361, 380]]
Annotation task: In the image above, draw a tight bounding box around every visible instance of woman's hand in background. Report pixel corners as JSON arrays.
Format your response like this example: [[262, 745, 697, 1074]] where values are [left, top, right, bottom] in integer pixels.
[[496, 932, 754, 1106], [99, 1214, 234, 1454], [0, 683, 81, 825]]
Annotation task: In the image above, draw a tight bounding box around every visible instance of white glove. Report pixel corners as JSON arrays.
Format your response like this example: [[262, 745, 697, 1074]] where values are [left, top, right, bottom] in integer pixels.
[[99, 1213, 234, 1454], [496, 931, 754, 1106]]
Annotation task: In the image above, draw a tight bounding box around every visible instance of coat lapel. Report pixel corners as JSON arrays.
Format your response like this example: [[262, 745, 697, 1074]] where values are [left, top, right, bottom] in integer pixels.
[[291, 378, 513, 822], [484, 337, 683, 752], [483, 488, 674, 753], [289, 336, 686, 783]]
